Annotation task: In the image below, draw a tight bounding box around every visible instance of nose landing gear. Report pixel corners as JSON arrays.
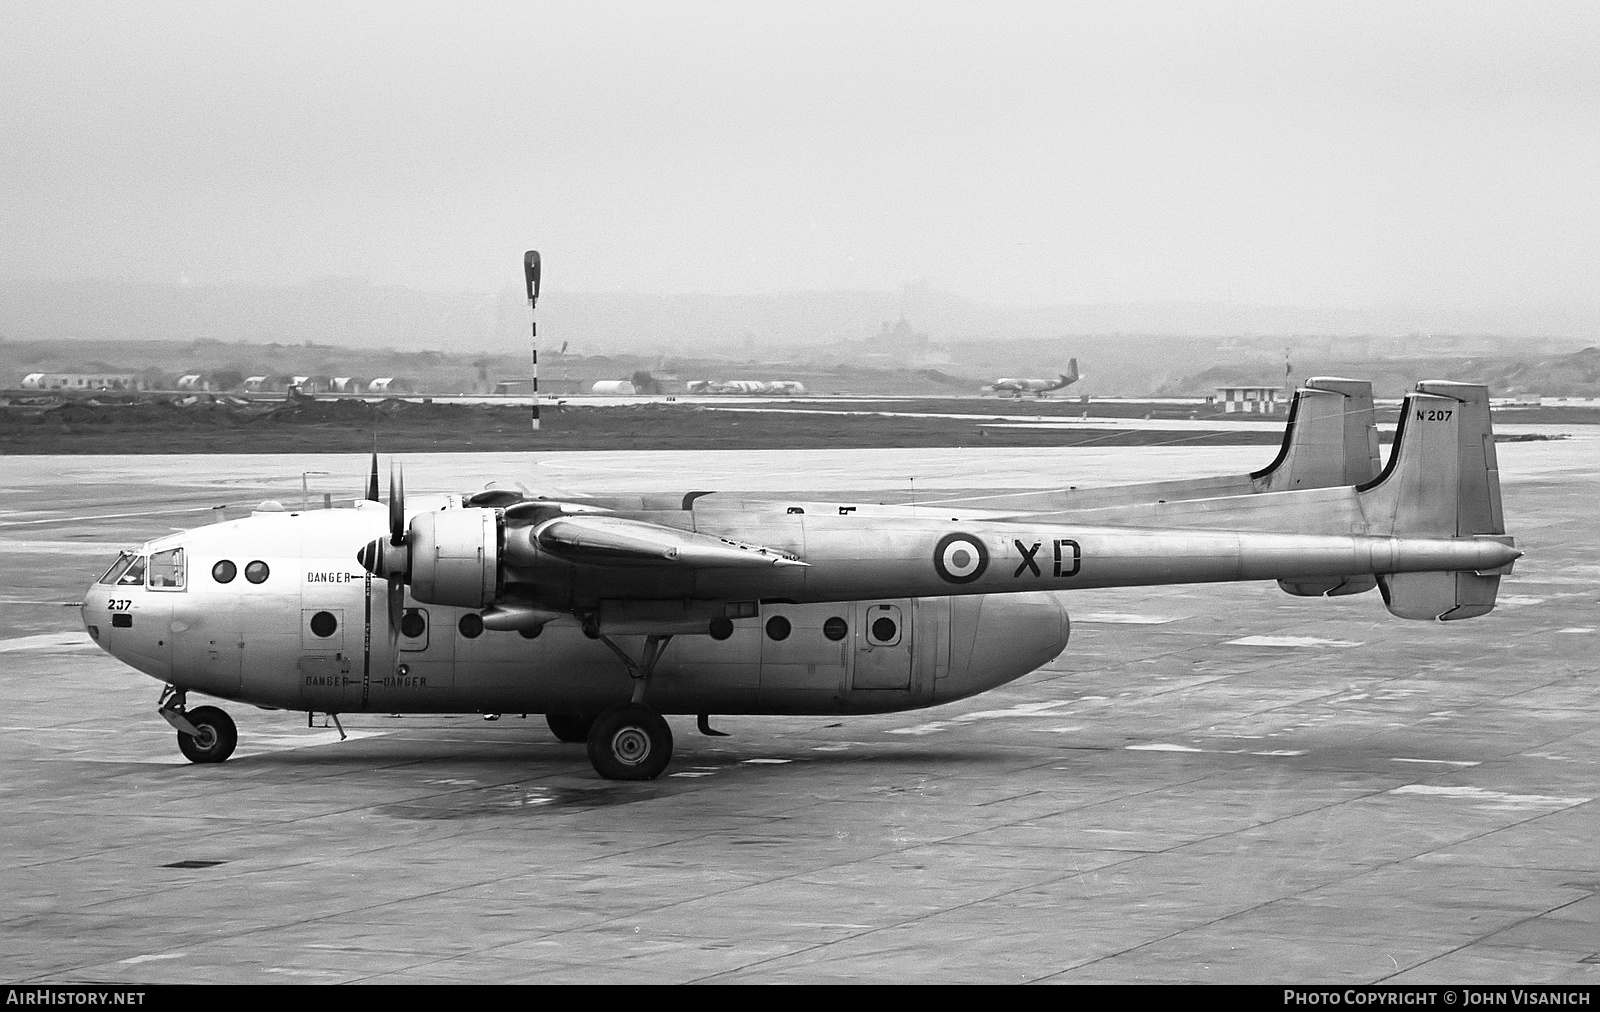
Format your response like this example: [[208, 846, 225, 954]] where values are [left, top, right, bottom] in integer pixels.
[[158, 685, 237, 763]]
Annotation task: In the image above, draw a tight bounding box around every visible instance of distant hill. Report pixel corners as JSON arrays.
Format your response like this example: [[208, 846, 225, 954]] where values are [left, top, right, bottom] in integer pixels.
[[1169, 346, 1600, 398], [3, 277, 1596, 358]]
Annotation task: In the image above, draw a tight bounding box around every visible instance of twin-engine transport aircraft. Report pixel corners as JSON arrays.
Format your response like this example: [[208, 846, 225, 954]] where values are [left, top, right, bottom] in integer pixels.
[[988, 359, 1080, 398], [81, 379, 1516, 780]]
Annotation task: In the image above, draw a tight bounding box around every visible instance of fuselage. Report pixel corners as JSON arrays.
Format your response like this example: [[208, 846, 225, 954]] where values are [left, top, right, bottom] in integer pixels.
[[81, 499, 1070, 718]]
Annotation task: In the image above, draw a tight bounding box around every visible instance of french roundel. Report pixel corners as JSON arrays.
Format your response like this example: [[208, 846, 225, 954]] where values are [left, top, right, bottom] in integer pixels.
[[934, 532, 988, 584]]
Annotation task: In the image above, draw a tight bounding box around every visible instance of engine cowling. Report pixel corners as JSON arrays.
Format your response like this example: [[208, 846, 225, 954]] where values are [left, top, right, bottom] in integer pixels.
[[406, 507, 502, 608]]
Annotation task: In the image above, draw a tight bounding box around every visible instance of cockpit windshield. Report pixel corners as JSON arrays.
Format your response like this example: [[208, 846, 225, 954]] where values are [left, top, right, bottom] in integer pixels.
[[98, 554, 132, 585], [99, 553, 146, 586], [118, 556, 148, 586], [96, 549, 184, 589]]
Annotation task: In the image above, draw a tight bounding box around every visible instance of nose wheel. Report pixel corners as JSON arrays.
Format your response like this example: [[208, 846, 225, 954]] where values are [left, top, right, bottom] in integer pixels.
[[174, 706, 238, 764], [586, 703, 672, 780], [158, 685, 238, 764]]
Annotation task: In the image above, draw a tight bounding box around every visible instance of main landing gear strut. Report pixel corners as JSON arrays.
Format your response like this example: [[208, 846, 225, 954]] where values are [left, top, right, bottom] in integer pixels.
[[583, 631, 675, 780]]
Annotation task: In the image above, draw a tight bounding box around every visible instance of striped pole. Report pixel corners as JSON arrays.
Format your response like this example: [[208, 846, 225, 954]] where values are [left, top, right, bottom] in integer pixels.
[[524, 250, 541, 431]]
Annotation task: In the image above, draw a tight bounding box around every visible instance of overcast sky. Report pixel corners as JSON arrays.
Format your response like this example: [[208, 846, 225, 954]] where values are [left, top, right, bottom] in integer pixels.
[[2, 1, 1596, 313]]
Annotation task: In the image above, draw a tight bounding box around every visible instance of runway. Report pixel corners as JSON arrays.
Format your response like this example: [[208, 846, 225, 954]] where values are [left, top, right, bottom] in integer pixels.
[[1, 442, 1595, 984]]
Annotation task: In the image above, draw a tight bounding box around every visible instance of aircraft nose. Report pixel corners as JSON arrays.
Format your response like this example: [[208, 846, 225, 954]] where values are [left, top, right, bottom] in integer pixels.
[[80, 589, 102, 645]]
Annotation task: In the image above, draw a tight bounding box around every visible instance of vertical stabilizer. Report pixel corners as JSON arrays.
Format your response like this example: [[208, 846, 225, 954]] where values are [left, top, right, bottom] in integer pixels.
[[1270, 378, 1381, 596], [1415, 380, 1504, 537], [1254, 377, 1380, 492], [1357, 383, 1514, 620]]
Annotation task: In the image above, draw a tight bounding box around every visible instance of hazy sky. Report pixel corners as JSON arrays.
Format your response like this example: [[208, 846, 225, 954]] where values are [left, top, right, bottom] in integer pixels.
[[2, 1, 1596, 311]]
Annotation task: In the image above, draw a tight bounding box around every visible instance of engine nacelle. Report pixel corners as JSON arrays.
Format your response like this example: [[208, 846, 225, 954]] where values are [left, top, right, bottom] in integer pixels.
[[408, 508, 502, 608]]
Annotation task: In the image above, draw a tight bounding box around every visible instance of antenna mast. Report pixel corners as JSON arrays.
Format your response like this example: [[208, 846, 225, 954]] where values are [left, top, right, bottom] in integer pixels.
[[524, 250, 542, 432]]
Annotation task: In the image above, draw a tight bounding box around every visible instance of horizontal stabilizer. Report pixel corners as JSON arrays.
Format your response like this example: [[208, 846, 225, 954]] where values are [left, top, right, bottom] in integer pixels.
[[1279, 575, 1378, 597], [1379, 571, 1501, 621]]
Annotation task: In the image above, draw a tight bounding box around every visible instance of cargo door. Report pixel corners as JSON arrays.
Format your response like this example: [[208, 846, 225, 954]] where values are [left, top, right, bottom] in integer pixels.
[[851, 601, 912, 690], [298, 564, 365, 712]]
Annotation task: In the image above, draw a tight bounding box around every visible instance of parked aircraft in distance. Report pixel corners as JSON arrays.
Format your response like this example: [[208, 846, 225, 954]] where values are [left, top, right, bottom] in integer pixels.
[[686, 380, 808, 395], [988, 358, 1079, 398], [79, 258, 1517, 782]]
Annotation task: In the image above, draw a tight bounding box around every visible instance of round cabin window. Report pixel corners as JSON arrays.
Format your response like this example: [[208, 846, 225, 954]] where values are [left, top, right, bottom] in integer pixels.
[[244, 560, 270, 584], [822, 617, 848, 641], [212, 560, 237, 584], [399, 609, 426, 639], [708, 617, 734, 640], [309, 611, 338, 638], [458, 613, 484, 638], [872, 616, 898, 643], [765, 615, 791, 641]]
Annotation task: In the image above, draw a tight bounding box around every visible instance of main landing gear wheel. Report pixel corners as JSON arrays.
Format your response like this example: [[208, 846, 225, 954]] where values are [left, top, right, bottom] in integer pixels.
[[545, 713, 597, 743], [586, 703, 673, 781], [176, 705, 238, 764]]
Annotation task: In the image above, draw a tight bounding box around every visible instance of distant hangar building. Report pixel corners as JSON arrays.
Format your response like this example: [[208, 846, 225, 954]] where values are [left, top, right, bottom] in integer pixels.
[[20, 372, 147, 391], [1216, 385, 1283, 414]]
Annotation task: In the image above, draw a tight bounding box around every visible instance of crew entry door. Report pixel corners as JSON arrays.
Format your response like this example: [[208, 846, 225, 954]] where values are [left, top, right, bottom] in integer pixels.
[[851, 601, 911, 690]]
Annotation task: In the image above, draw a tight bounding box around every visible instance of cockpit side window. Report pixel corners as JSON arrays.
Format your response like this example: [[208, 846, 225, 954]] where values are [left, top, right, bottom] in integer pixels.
[[99, 553, 134, 585], [148, 548, 185, 590], [115, 555, 148, 586]]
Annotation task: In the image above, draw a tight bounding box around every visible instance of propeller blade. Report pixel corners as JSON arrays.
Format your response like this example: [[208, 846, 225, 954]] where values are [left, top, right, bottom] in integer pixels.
[[366, 452, 380, 503], [389, 463, 406, 547], [388, 580, 405, 648]]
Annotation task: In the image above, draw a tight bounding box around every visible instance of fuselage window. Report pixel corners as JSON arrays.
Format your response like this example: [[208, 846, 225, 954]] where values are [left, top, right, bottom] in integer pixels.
[[212, 560, 237, 584], [399, 610, 427, 638], [310, 611, 338, 638], [244, 560, 270, 584], [765, 615, 791, 641], [458, 613, 484, 638], [116, 556, 148, 587], [822, 616, 848, 641], [872, 616, 897, 642], [148, 548, 186, 590]]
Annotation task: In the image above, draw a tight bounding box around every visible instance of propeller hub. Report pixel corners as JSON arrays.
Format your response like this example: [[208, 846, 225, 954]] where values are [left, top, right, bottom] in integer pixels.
[[358, 537, 409, 581]]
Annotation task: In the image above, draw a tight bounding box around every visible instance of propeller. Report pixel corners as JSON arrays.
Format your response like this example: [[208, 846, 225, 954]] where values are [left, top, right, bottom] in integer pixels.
[[355, 459, 411, 647], [385, 463, 407, 641], [365, 451, 380, 503]]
